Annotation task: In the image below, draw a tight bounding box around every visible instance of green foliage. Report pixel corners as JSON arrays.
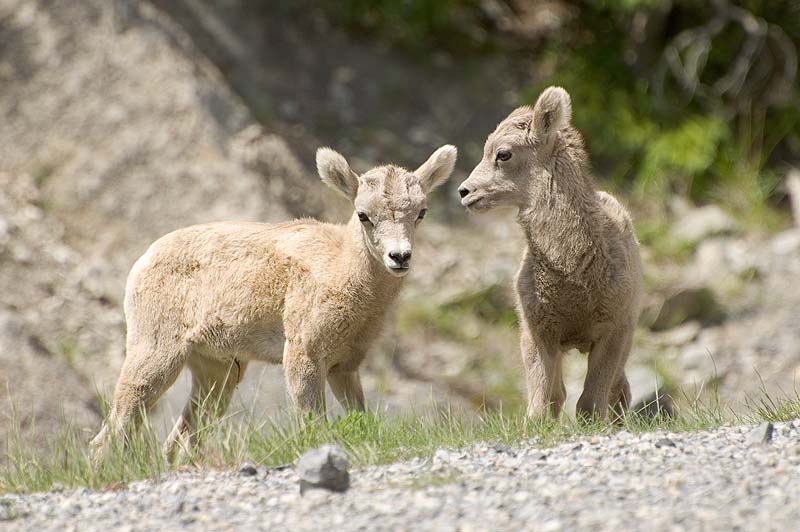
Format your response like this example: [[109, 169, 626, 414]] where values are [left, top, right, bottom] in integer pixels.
[[743, 391, 800, 423], [638, 116, 730, 196], [314, 0, 487, 55]]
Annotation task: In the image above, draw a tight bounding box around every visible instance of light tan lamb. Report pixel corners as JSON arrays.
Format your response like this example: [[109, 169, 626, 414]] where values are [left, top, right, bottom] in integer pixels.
[[458, 87, 643, 420], [91, 145, 457, 460]]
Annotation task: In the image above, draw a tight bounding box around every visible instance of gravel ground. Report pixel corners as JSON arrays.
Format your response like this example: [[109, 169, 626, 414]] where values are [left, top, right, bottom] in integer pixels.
[[3, 422, 800, 531]]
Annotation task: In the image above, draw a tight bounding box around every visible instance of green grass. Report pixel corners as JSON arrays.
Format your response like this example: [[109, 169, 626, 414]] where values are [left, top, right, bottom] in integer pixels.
[[3, 393, 799, 495]]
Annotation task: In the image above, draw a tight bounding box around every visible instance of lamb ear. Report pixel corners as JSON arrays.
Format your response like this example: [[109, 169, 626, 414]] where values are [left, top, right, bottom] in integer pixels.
[[532, 86, 571, 142], [316, 147, 359, 200], [415, 144, 457, 193]]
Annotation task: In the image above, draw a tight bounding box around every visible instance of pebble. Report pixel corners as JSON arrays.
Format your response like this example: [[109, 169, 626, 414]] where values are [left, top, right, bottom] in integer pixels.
[[655, 438, 677, 448], [238, 463, 258, 477], [433, 449, 451, 465], [748, 422, 774, 446], [489, 443, 514, 456]]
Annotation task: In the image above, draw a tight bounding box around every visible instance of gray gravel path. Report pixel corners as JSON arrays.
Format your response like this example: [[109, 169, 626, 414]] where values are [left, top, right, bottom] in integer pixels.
[[3, 421, 800, 531]]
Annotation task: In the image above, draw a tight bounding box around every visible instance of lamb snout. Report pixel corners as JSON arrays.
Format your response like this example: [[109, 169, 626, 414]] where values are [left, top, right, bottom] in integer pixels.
[[385, 247, 412, 274], [457, 182, 484, 209], [388, 250, 411, 267], [457, 171, 485, 207]]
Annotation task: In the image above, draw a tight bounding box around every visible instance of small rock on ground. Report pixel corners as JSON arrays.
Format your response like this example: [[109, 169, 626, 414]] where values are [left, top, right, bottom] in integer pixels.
[[238, 463, 258, 477], [748, 422, 775, 445], [297, 445, 350, 494]]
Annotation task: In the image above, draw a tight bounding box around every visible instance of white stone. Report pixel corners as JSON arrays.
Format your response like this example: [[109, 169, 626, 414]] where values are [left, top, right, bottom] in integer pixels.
[[671, 205, 737, 245]]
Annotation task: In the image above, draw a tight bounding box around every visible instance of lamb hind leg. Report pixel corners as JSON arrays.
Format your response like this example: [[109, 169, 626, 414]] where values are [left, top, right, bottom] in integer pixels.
[[163, 356, 247, 460], [613, 322, 635, 420], [91, 342, 186, 464], [577, 327, 633, 421]]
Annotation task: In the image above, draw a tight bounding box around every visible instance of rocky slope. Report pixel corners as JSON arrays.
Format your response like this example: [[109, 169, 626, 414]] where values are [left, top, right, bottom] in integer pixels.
[[0, 0, 301, 445]]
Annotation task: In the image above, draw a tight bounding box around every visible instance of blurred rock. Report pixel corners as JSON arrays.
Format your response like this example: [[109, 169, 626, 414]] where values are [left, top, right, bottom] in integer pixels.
[[650, 285, 725, 331], [230, 125, 326, 218], [650, 321, 702, 347], [748, 422, 774, 446], [690, 238, 759, 284], [632, 388, 675, 419], [297, 445, 350, 494], [654, 437, 676, 448], [111, 0, 140, 33], [238, 462, 258, 477], [433, 449, 451, 466], [680, 334, 720, 381], [0, 307, 101, 450], [626, 366, 662, 405], [671, 205, 738, 246], [770, 229, 800, 258]]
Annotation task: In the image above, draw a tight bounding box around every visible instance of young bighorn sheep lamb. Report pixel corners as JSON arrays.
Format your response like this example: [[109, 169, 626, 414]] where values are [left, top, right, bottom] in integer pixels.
[[91, 145, 457, 459], [458, 87, 643, 420]]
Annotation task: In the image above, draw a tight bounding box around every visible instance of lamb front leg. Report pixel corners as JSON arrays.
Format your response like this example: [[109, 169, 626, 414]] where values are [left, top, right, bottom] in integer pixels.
[[283, 341, 326, 416], [327, 370, 366, 412], [520, 323, 564, 420], [609, 371, 631, 421]]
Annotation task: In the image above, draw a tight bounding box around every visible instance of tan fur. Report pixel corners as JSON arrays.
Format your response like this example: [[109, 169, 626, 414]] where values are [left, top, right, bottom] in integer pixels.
[[91, 145, 457, 460], [458, 87, 643, 420]]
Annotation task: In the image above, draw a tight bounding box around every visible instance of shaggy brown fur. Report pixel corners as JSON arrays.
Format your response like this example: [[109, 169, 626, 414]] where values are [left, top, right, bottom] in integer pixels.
[[458, 87, 643, 420], [91, 145, 457, 460]]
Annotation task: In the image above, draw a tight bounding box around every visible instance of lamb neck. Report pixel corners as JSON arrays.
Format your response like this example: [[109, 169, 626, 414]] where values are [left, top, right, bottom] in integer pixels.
[[517, 167, 610, 284]]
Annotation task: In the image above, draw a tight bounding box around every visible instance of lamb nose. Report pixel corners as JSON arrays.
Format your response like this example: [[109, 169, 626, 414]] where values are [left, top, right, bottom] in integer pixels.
[[389, 251, 412, 265], [458, 187, 470, 198]]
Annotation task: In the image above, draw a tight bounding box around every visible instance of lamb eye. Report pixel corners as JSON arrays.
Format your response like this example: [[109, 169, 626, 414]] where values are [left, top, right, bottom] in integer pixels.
[[417, 209, 427, 220], [357, 212, 372, 225], [496, 150, 512, 162]]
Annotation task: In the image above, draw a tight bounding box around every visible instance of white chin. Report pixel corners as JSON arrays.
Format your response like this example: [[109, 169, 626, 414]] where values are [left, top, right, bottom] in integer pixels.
[[386, 265, 410, 277], [463, 196, 490, 211]]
